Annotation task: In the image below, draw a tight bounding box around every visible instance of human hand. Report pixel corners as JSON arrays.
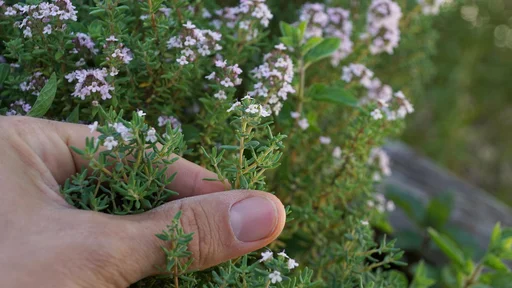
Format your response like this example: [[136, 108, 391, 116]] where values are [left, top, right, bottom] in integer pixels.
[[0, 116, 286, 288]]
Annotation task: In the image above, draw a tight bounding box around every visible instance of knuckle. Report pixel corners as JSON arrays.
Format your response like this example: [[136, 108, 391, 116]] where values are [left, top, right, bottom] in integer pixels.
[[180, 201, 225, 268]]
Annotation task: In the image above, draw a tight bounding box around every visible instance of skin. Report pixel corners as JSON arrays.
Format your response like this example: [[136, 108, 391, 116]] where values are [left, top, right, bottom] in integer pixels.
[[0, 116, 286, 288]]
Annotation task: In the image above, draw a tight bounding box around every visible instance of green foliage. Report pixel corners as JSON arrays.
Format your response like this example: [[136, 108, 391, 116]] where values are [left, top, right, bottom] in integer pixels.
[[27, 73, 57, 117], [0, 0, 462, 287]]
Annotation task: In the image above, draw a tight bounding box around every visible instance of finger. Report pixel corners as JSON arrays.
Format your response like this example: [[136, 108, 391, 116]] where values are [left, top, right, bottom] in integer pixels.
[[0, 116, 226, 198], [112, 190, 286, 281]]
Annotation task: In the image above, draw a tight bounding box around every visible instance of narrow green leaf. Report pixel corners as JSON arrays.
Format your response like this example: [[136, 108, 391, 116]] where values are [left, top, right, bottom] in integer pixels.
[[410, 261, 436, 288], [297, 21, 308, 41], [219, 145, 239, 150], [28, 73, 57, 118], [304, 37, 341, 65], [55, 51, 64, 60], [0, 63, 9, 85], [484, 254, 510, 272], [490, 222, 502, 249], [66, 104, 80, 123], [426, 193, 454, 229], [427, 228, 466, 269]]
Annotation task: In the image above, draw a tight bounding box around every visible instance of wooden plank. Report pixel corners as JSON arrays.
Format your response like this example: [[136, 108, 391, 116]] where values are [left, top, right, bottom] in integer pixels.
[[381, 141, 512, 249]]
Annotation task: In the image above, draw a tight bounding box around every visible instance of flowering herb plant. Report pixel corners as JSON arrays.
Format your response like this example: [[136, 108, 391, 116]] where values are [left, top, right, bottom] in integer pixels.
[[2, 0, 498, 287]]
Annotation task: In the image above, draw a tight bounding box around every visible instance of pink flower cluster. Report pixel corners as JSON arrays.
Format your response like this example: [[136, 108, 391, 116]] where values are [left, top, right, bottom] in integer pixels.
[[342, 63, 414, 120], [5, 0, 77, 38], [158, 115, 182, 132], [205, 58, 243, 100], [212, 0, 273, 41], [299, 3, 353, 66], [19, 72, 48, 96], [247, 44, 295, 115], [71, 33, 98, 55], [362, 0, 402, 55], [65, 68, 114, 101], [167, 21, 222, 66], [5, 100, 32, 116]]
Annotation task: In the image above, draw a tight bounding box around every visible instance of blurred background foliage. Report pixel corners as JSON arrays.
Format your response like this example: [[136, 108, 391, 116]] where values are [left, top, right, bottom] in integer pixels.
[[398, 0, 512, 206]]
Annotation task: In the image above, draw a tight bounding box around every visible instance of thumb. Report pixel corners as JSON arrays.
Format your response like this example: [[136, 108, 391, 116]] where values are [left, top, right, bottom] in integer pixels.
[[115, 190, 286, 282]]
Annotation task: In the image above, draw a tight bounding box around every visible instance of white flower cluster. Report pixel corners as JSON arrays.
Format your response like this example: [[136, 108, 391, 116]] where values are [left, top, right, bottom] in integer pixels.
[[368, 147, 391, 180], [259, 250, 299, 283], [212, 0, 273, 41], [368, 193, 396, 213], [205, 58, 243, 100], [71, 33, 99, 55], [342, 63, 414, 120], [418, 0, 447, 15], [363, 0, 402, 55], [65, 68, 114, 101], [5, 100, 32, 116], [19, 72, 48, 96], [247, 44, 295, 115], [167, 21, 223, 66], [299, 3, 353, 66], [227, 96, 271, 118], [157, 115, 182, 132], [5, 0, 77, 38]]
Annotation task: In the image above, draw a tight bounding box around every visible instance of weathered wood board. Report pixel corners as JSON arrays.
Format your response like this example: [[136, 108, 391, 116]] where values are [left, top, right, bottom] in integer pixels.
[[382, 141, 512, 249]]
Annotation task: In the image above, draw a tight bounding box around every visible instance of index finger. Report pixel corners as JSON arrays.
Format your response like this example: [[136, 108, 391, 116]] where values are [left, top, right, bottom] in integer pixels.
[[2, 116, 227, 198]]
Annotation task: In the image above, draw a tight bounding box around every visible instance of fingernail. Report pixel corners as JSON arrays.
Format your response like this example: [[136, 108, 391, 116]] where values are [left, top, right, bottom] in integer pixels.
[[229, 197, 277, 242]]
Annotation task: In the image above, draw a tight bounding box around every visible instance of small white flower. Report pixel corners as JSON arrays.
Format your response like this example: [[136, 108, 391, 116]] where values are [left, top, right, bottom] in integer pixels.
[[260, 251, 273, 262], [43, 25, 52, 35], [332, 146, 342, 159], [205, 72, 216, 80], [259, 105, 271, 117], [227, 101, 241, 112], [298, 118, 309, 130], [87, 121, 98, 133], [245, 104, 259, 114], [214, 90, 227, 100], [215, 60, 227, 68], [220, 78, 234, 87], [277, 250, 289, 258], [177, 56, 189, 65], [287, 258, 299, 270], [386, 201, 396, 212], [183, 21, 196, 29], [290, 111, 300, 119], [275, 43, 287, 50], [109, 67, 119, 76], [319, 136, 331, 145], [137, 109, 146, 117], [106, 35, 118, 42], [371, 108, 383, 120], [145, 127, 158, 143], [361, 220, 369, 225], [75, 58, 86, 67], [269, 271, 283, 284], [103, 136, 118, 150]]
